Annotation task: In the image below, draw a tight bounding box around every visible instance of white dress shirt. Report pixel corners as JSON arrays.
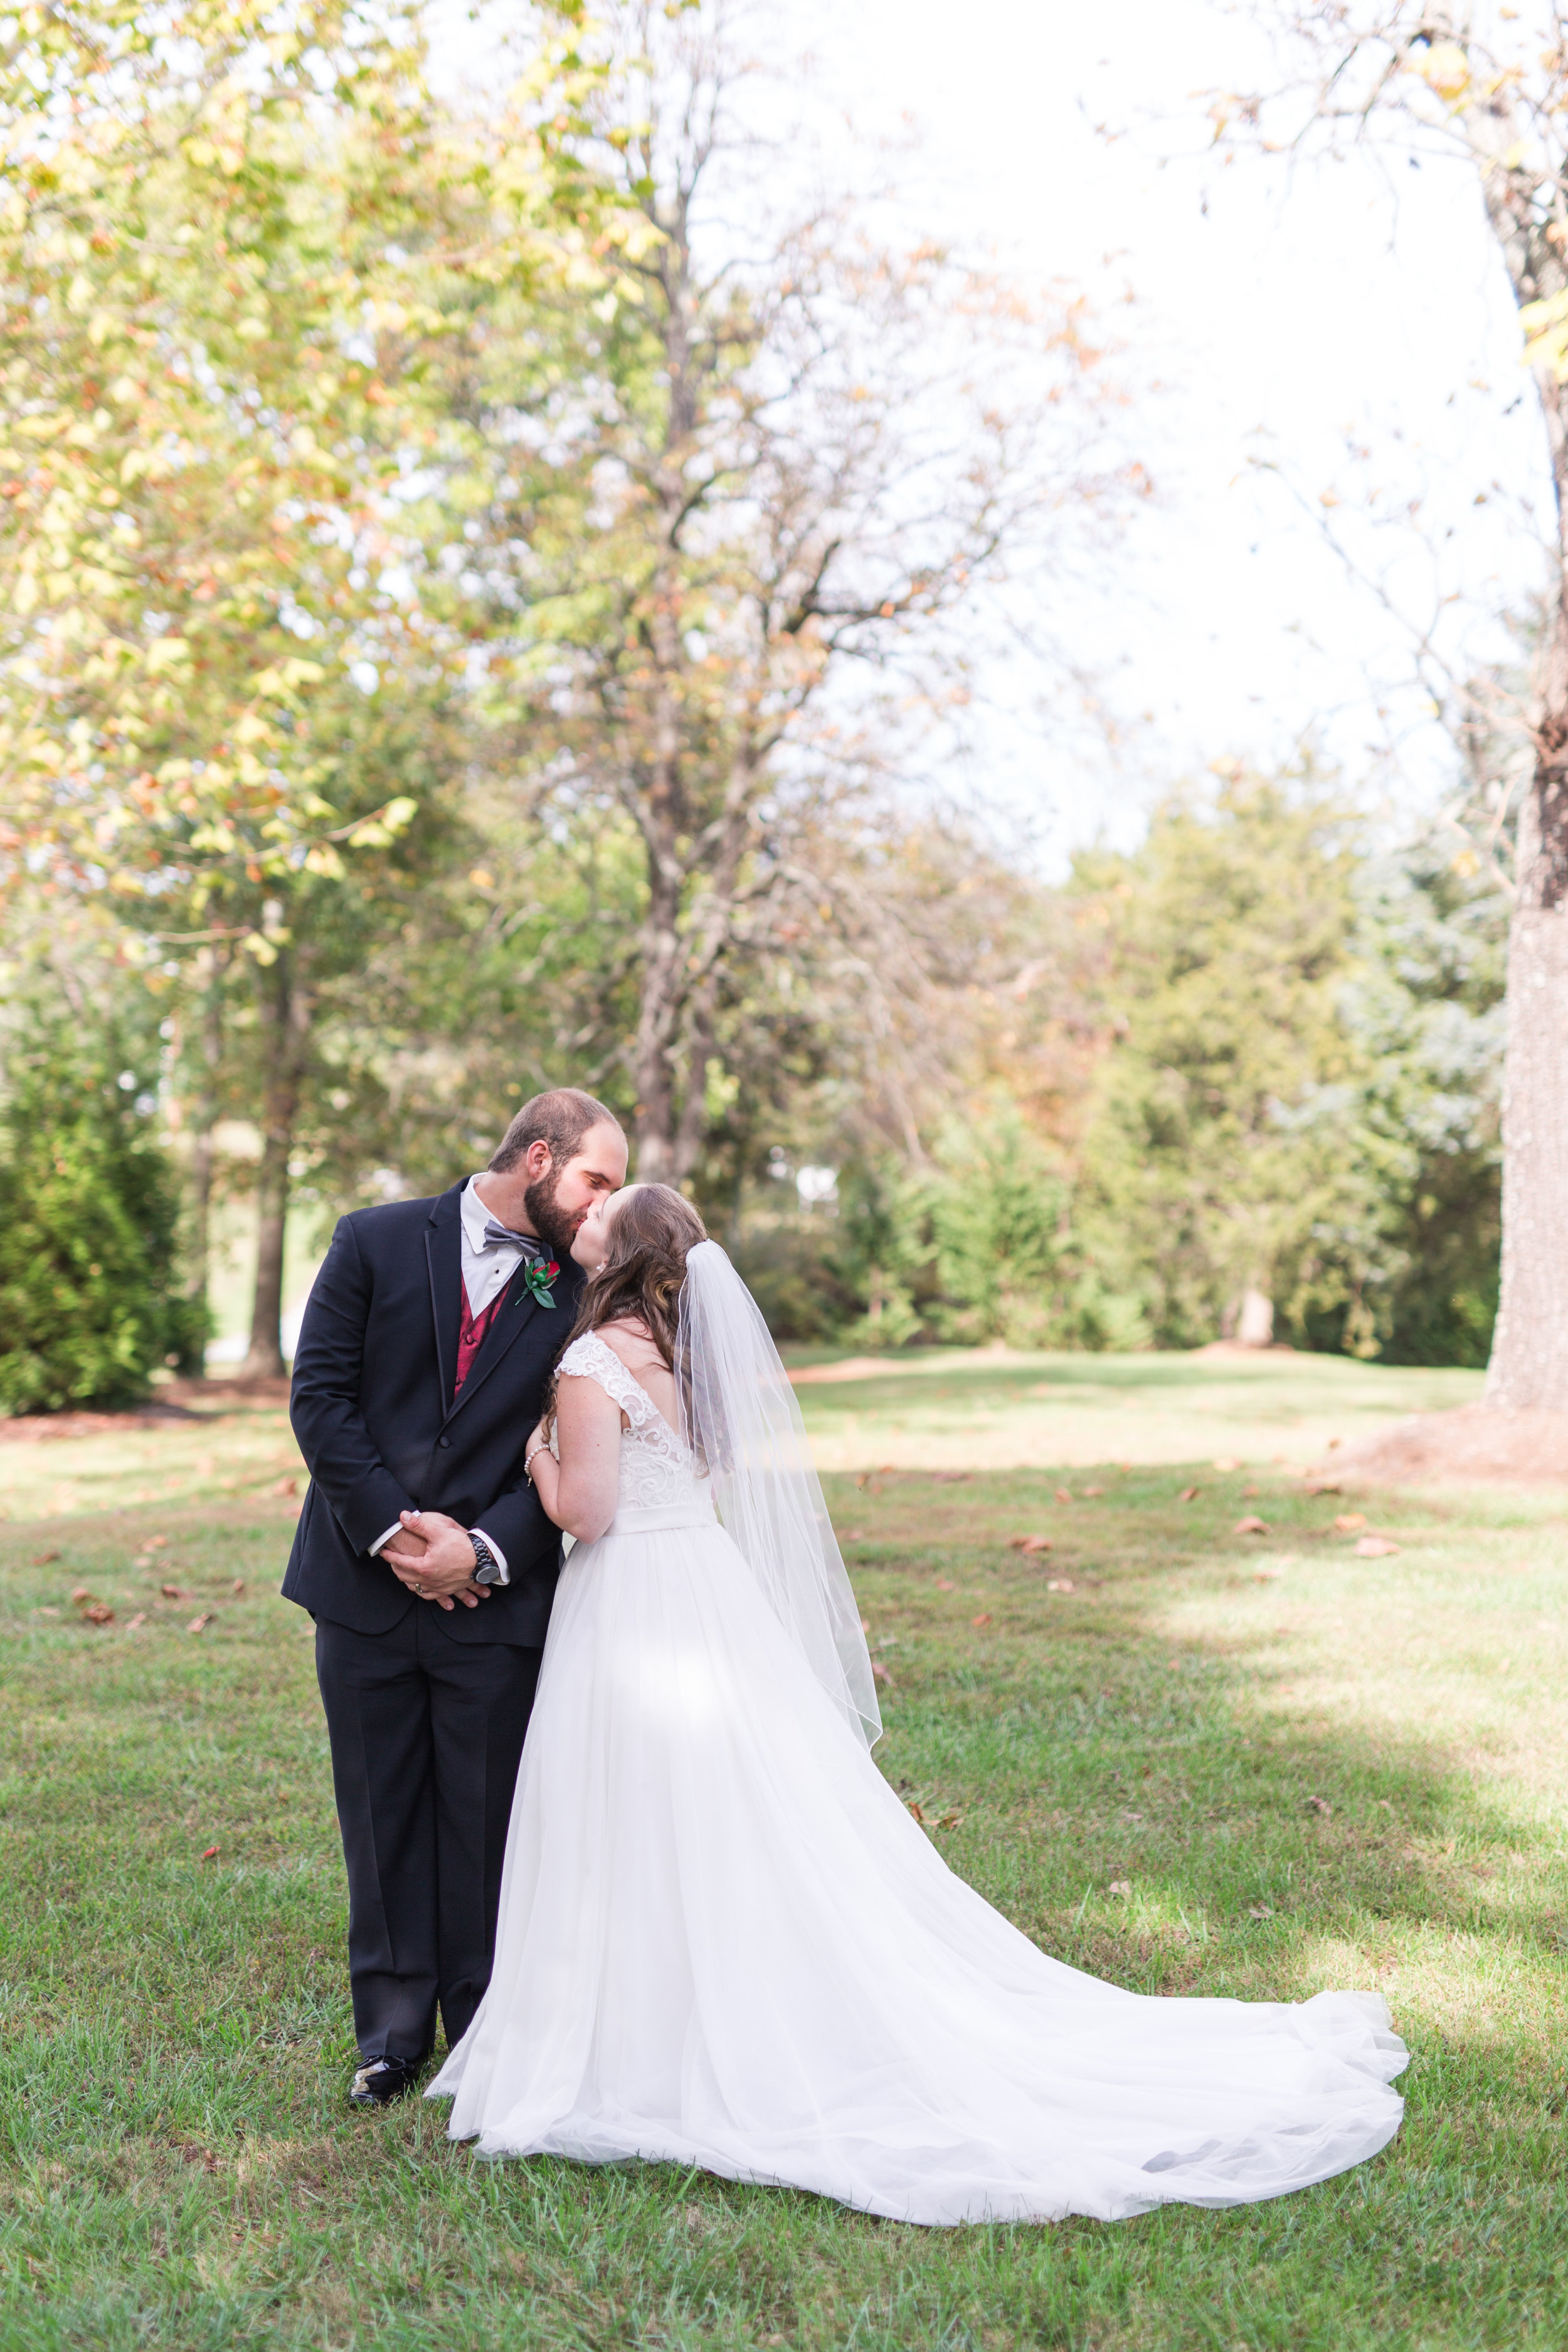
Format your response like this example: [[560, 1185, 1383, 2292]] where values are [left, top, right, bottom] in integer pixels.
[[368, 1175, 541, 1583]]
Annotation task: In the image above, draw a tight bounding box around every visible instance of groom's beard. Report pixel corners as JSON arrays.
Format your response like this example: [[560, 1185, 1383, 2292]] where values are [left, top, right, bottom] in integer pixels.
[[522, 1168, 582, 1262]]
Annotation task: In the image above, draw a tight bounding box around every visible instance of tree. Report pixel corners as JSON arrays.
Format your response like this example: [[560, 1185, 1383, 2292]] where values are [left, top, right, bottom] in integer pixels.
[[0, 984, 203, 1412], [1227, 9, 1568, 1404], [450, 0, 1126, 1184], [1074, 779, 1376, 1350], [0, 0, 616, 1370]]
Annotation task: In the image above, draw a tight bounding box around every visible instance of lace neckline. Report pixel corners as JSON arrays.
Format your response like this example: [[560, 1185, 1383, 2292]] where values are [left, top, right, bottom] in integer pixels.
[[561, 1328, 686, 1445]]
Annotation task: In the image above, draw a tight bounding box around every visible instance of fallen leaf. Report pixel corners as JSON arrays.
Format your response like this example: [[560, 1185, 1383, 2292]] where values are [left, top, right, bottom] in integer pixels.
[[70, 1586, 90, 1604], [201, 1845, 219, 1862], [1326, 1437, 1341, 1449], [1054, 1487, 1073, 1503], [1254, 1567, 1283, 1582], [935, 1578, 957, 1591], [972, 1612, 993, 1628], [1081, 1484, 1103, 1497], [29, 1550, 60, 1566], [37, 1607, 59, 1618], [1212, 1457, 1239, 1472], [1009, 1534, 1052, 1553], [231, 1577, 245, 1596], [906, 1800, 925, 1823], [933, 1471, 972, 1483], [1305, 1479, 1341, 1496], [161, 1583, 188, 1600], [126, 1612, 147, 1631], [186, 1613, 213, 1634], [1354, 1534, 1401, 1557], [1306, 1795, 1333, 1817], [1046, 1577, 1076, 1593], [1248, 1903, 1274, 1920], [1334, 1512, 1367, 1532], [1241, 1483, 1260, 1498], [936, 1809, 962, 1830], [871, 1660, 893, 1685], [83, 1602, 114, 1626], [1108, 1879, 1131, 1897], [270, 1476, 299, 1498], [1179, 1486, 1199, 1502], [151, 1535, 167, 1549], [837, 1528, 869, 1543], [1443, 1838, 1456, 1857], [1234, 1516, 1269, 1535]]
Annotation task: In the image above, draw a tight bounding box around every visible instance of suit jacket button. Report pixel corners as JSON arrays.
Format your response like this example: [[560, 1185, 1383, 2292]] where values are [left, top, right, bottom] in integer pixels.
[[438, 1436, 451, 1449]]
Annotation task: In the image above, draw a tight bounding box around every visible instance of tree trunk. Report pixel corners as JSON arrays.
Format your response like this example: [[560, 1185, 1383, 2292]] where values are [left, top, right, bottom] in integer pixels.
[[186, 955, 224, 1364], [632, 871, 682, 1182], [241, 949, 307, 1380], [1485, 588, 1568, 1407]]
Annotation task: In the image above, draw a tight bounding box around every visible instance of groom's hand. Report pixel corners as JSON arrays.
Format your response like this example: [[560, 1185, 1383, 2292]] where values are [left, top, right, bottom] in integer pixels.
[[381, 1510, 490, 1610]]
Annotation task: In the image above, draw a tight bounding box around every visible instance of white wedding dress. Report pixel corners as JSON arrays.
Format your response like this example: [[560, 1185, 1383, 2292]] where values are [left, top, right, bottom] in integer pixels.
[[429, 1327, 1406, 2225]]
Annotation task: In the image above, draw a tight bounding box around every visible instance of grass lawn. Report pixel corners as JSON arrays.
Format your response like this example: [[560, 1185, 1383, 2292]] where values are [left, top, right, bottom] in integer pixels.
[[0, 1350, 1563, 2349]]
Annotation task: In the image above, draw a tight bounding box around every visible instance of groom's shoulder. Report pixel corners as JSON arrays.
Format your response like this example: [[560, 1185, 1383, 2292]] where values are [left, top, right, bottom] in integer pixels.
[[334, 1190, 450, 1249]]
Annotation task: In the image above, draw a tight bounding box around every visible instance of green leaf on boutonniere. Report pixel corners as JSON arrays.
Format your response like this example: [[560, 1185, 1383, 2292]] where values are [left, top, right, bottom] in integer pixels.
[[522, 1257, 559, 1309]]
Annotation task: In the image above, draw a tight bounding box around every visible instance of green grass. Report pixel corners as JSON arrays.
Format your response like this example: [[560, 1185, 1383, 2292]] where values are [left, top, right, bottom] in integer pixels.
[[0, 1354, 1563, 2349]]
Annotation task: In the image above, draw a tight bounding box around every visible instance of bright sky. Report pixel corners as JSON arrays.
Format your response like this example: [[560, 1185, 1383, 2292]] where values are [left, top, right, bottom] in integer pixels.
[[432, 0, 1554, 869]]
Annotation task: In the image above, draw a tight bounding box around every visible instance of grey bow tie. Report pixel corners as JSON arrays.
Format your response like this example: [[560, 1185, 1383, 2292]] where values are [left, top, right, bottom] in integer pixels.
[[480, 1217, 543, 1258]]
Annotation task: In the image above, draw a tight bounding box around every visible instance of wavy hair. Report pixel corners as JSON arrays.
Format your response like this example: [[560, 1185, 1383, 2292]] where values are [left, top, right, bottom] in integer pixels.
[[544, 1184, 707, 1424]]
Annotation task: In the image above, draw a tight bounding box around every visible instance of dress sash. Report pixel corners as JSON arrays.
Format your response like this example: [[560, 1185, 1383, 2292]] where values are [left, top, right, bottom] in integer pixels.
[[605, 1498, 718, 1537]]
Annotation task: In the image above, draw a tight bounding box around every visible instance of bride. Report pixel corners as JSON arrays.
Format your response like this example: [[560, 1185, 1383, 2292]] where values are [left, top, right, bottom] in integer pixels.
[[429, 1184, 1407, 2226]]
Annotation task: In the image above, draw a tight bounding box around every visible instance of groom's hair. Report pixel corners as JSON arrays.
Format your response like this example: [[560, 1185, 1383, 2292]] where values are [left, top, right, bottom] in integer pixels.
[[488, 1087, 622, 1175]]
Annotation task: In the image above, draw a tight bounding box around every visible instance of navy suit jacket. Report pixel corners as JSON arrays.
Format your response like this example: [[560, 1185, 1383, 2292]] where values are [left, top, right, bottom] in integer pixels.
[[282, 1181, 582, 1645]]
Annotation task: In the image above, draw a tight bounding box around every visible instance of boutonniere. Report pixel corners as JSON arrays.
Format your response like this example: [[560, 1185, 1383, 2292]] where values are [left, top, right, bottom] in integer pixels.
[[522, 1256, 559, 1309]]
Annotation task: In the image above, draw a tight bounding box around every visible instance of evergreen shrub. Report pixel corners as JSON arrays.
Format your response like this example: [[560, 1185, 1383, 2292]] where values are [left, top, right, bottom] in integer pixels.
[[0, 1007, 204, 1414]]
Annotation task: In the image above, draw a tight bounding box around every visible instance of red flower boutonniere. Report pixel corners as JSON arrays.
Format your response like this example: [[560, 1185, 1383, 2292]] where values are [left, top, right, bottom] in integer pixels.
[[522, 1257, 560, 1309]]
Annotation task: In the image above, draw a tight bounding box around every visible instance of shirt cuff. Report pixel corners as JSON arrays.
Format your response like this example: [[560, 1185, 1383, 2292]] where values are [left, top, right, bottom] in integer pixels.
[[472, 1526, 509, 1584], [368, 1522, 402, 1558]]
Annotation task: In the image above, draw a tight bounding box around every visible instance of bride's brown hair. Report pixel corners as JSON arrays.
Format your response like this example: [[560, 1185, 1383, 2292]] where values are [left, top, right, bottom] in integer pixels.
[[544, 1184, 707, 1421]]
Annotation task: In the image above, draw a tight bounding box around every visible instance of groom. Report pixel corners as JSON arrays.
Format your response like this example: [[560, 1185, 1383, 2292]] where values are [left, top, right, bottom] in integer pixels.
[[283, 1087, 628, 2106]]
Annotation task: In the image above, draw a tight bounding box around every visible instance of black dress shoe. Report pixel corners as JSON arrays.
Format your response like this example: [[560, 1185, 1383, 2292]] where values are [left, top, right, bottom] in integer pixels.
[[349, 2056, 424, 2107]]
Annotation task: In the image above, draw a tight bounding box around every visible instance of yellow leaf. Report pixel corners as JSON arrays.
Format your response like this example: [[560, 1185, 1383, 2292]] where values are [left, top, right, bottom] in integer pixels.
[[1421, 41, 1471, 101]]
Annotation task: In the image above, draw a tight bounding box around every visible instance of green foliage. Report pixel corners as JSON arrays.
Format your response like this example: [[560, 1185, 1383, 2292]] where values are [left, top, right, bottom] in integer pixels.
[[1074, 779, 1371, 1350], [741, 1112, 1150, 1351], [0, 1003, 204, 1413], [1324, 839, 1505, 1365], [741, 781, 1506, 1367], [1074, 781, 1505, 1362]]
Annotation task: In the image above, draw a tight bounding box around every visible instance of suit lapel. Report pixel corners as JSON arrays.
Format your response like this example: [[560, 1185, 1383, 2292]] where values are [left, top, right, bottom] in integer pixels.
[[424, 1185, 465, 1407]]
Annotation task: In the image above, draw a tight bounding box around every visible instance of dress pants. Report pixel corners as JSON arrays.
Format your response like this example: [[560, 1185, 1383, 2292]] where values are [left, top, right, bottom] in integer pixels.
[[315, 1607, 543, 2062]]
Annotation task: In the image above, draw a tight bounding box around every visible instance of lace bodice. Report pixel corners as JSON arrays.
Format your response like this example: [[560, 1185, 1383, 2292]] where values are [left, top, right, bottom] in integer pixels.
[[556, 1329, 704, 1512]]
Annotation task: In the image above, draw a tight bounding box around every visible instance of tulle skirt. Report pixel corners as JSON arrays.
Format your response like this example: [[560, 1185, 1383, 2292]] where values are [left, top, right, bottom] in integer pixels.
[[428, 1504, 1407, 2225]]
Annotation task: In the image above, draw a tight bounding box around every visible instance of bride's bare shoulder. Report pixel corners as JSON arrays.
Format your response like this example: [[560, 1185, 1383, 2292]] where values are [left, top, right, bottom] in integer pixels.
[[596, 1316, 665, 1370]]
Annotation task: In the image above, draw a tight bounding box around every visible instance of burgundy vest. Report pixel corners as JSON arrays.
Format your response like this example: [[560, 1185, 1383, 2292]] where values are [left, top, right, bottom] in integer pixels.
[[454, 1279, 506, 1399]]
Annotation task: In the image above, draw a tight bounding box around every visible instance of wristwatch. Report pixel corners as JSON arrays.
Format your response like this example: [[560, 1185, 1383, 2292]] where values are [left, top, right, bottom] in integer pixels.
[[469, 1531, 504, 1587]]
